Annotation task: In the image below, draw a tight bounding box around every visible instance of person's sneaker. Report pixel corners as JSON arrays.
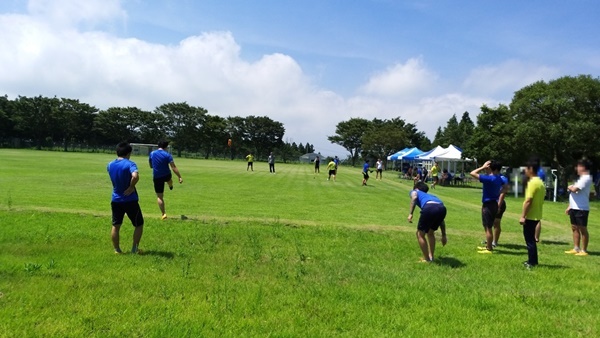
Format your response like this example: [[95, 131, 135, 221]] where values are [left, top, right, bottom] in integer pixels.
[[523, 262, 536, 269], [418, 258, 432, 263], [565, 249, 579, 254], [114, 249, 123, 255], [575, 251, 589, 256], [478, 249, 493, 254], [169, 185, 173, 190], [477, 246, 490, 250], [492, 242, 497, 248], [132, 249, 144, 255], [161, 214, 168, 220]]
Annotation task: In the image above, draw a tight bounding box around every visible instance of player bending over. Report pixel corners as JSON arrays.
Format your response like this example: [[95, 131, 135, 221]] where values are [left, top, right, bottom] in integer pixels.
[[408, 181, 448, 262]]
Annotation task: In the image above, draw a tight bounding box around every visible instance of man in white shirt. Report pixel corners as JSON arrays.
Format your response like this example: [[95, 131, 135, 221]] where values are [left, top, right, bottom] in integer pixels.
[[565, 159, 593, 256]]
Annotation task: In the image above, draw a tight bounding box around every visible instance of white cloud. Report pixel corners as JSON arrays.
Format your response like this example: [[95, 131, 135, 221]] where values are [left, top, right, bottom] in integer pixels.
[[463, 60, 560, 97], [27, 0, 125, 27], [360, 57, 438, 98]]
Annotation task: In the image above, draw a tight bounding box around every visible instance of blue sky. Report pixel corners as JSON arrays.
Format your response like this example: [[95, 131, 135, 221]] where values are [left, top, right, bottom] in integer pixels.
[[1, 0, 599, 155]]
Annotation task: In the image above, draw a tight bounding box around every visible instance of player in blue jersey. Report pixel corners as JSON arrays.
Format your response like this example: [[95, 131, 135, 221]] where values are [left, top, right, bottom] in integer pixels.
[[149, 140, 183, 220], [492, 172, 511, 247], [470, 160, 505, 253], [107, 142, 144, 254], [362, 160, 370, 186], [407, 182, 448, 262]]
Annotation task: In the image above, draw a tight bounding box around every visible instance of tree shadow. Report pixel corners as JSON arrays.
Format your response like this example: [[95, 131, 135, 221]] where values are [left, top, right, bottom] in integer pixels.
[[434, 256, 466, 269], [539, 240, 569, 246], [142, 250, 175, 259], [493, 249, 526, 256]]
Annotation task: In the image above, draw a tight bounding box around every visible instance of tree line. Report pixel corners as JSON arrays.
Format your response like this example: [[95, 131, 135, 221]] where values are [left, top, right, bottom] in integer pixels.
[[0, 96, 315, 161], [329, 75, 600, 174]]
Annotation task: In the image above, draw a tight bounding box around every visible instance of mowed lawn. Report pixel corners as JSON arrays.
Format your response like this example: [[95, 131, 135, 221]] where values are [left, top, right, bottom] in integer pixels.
[[0, 149, 599, 337]]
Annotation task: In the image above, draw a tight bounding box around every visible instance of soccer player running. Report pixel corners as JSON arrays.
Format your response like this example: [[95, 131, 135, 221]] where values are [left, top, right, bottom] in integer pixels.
[[430, 162, 440, 189], [408, 181, 448, 262], [520, 157, 545, 268], [314, 156, 320, 174], [246, 153, 254, 171], [362, 160, 370, 186], [375, 159, 383, 180], [149, 140, 183, 220], [327, 158, 337, 181], [565, 159, 593, 256], [470, 160, 505, 253], [492, 171, 511, 247], [107, 142, 144, 254]]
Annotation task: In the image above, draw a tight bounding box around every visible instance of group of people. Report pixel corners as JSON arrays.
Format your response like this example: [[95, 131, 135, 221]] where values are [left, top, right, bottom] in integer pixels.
[[408, 157, 592, 268], [107, 141, 183, 254]]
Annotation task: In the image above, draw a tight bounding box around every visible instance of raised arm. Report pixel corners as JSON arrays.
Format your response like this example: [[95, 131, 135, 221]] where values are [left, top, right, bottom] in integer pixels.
[[470, 160, 491, 180]]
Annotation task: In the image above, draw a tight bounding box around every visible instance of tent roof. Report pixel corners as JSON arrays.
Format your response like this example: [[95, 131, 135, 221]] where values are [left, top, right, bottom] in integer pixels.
[[398, 147, 423, 160], [416, 146, 446, 160], [387, 147, 411, 161], [433, 144, 473, 162]]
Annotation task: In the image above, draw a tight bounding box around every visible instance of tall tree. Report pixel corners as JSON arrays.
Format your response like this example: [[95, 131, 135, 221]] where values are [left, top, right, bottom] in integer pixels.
[[156, 102, 207, 157], [328, 117, 370, 166], [244, 115, 285, 159]]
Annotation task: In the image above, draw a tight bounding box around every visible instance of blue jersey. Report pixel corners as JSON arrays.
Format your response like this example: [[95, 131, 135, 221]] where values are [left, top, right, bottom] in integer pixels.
[[363, 163, 369, 173], [538, 168, 546, 182], [149, 149, 173, 178], [409, 190, 443, 209], [479, 174, 504, 203], [107, 158, 139, 203]]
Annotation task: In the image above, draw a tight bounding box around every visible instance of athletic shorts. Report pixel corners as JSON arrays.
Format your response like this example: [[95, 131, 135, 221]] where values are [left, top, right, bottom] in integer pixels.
[[418, 203, 447, 233], [482, 201, 498, 228], [496, 200, 507, 219], [377, 169, 383, 173], [247, 162, 253, 166], [153, 173, 172, 193], [363, 172, 369, 179], [329, 169, 336, 176], [433, 176, 439, 183], [569, 209, 589, 227], [111, 201, 144, 227]]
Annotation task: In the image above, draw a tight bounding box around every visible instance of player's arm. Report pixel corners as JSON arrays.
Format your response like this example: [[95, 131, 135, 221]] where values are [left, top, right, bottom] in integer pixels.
[[170, 161, 183, 183], [440, 221, 447, 246], [407, 191, 418, 223], [498, 184, 509, 206], [124, 171, 139, 196], [148, 157, 153, 168], [520, 197, 532, 225], [470, 160, 491, 179], [568, 176, 587, 193]]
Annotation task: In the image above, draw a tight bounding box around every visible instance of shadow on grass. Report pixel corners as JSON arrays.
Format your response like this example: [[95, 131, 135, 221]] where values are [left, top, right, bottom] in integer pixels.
[[539, 240, 569, 246], [142, 250, 175, 259], [536, 264, 569, 270], [585, 251, 600, 256], [434, 256, 466, 269], [493, 249, 526, 256], [496, 244, 526, 250]]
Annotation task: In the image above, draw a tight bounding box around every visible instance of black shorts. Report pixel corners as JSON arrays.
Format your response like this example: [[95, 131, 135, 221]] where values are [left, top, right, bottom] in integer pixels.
[[377, 169, 382, 173], [482, 201, 498, 228], [153, 173, 172, 193], [329, 169, 336, 176], [417, 203, 447, 233], [247, 162, 253, 166], [363, 172, 369, 179], [111, 201, 144, 227], [496, 200, 507, 219], [433, 176, 439, 183], [569, 209, 589, 227]]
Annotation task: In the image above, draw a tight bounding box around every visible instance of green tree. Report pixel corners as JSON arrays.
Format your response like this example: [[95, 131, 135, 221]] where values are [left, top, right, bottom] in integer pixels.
[[466, 104, 517, 164], [55, 98, 97, 151], [244, 115, 285, 159], [328, 117, 370, 166], [199, 114, 227, 159], [14, 96, 61, 149], [93, 107, 144, 145], [156, 102, 207, 157], [361, 118, 408, 160]]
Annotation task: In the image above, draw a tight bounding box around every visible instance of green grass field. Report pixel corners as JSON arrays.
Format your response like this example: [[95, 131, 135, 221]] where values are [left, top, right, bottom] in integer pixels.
[[1, 149, 599, 337]]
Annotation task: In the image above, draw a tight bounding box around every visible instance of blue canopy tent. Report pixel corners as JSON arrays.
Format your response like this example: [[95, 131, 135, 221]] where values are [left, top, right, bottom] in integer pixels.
[[398, 147, 423, 161], [387, 147, 410, 161]]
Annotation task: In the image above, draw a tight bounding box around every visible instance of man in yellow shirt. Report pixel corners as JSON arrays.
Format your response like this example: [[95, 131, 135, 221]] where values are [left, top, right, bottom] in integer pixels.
[[430, 162, 440, 189], [246, 153, 254, 171], [520, 157, 545, 268], [327, 159, 337, 181]]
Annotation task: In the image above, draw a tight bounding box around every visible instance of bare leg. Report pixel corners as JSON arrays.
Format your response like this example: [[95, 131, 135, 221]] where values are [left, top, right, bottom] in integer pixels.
[[493, 219, 502, 245], [572, 224, 580, 249], [535, 221, 541, 242], [417, 230, 430, 260], [132, 225, 143, 252], [111, 225, 121, 252], [427, 230, 436, 260], [485, 227, 493, 250], [167, 179, 173, 189], [156, 193, 166, 216], [580, 226, 589, 252]]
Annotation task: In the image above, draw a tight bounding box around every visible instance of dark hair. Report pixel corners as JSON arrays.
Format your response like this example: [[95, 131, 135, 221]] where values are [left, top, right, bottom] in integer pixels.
[[577, 158, 592, 171], [116, 142, 132, 157], [413, 181, 429, 193], [158, 140, 169, 149], [526, 156, 540, 172], [490, 160, 502, 172]]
